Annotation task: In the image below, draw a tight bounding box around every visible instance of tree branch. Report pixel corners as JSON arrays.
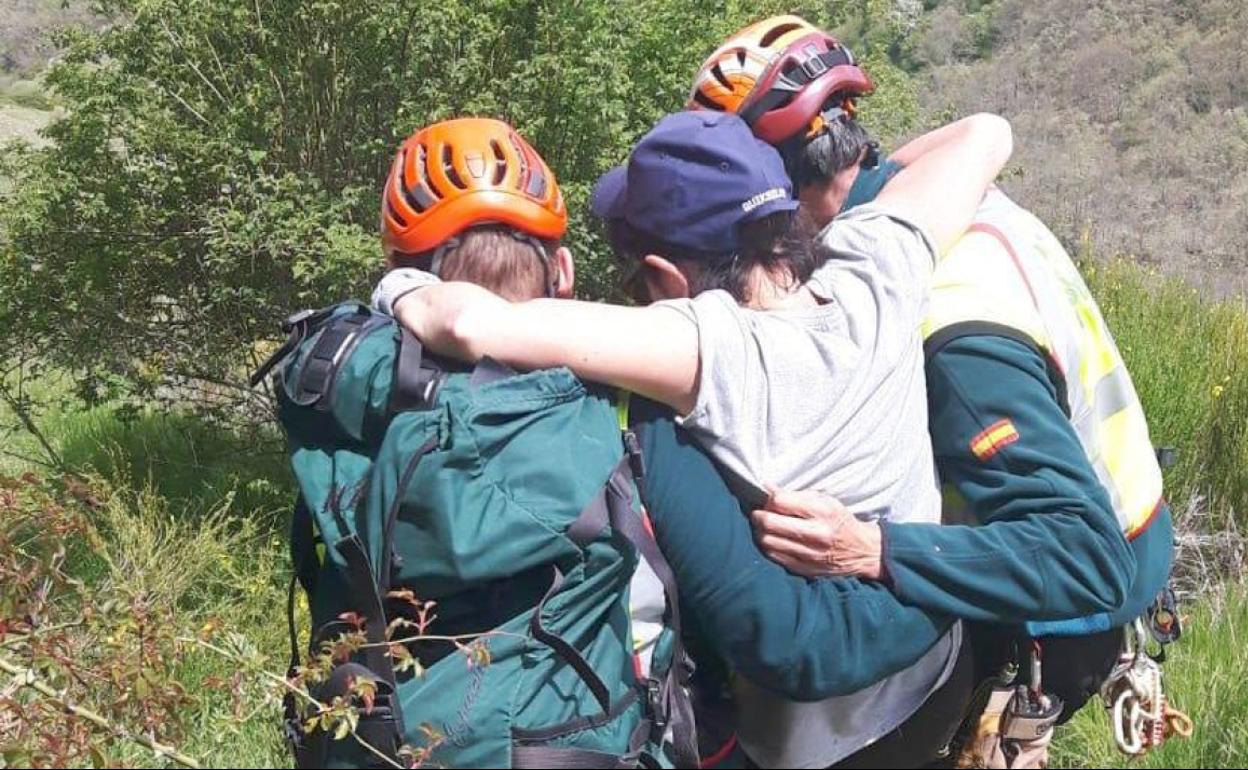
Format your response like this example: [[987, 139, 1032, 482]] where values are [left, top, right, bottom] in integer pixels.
[[0, 655, 203, 769]]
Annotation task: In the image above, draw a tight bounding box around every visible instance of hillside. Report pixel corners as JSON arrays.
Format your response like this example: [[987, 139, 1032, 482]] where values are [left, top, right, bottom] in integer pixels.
[[1, 0, 100, 148], [906, 0, 1248, 297]]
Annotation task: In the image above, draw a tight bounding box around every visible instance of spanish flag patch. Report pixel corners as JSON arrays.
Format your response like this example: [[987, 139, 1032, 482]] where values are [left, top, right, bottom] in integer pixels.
[[970, 419, 1019, 461]]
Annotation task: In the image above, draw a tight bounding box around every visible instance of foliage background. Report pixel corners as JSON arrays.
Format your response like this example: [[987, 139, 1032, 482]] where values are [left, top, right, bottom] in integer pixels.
[[0, 0, 922, 422]]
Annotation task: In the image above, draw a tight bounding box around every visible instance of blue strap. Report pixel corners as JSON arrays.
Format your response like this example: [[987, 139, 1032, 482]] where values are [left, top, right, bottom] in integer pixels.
[[1025, 612, 1113, 638]]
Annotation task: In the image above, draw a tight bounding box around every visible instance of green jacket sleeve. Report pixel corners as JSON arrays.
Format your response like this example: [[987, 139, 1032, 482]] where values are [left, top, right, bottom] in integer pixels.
[[631, 398, 954, 702], [882, 334, 1135, 624]]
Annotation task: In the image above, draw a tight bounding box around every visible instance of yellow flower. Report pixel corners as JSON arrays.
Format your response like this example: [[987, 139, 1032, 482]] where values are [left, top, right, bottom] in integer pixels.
[[1213, 385, 1225, 399]]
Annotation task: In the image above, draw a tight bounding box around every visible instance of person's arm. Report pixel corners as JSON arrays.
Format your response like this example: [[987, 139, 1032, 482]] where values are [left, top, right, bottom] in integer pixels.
[[884, 334, 1135, 622], [377, 271, 700, 414], [631, 397, 954, 701], [888, 117, 992, 168], [754, 335, 1136, 624], [875, 113, 1012, 252]]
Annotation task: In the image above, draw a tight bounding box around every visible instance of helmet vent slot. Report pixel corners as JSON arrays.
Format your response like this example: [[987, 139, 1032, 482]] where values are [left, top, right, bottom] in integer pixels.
[[525, 166, 547, 199], [691, 89, 723, 110], [416, 145, 435, 198], [510, 135, 530, 184], [759, 22, 802, 48], [490, 140, 508, 185], [710, 62, 733, 91], [442, 144, 466, 189], [385, 198, 407, 228]]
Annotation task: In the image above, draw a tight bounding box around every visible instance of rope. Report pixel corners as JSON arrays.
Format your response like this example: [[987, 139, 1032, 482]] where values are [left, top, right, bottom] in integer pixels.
[[1102, 619, 1193, 757]]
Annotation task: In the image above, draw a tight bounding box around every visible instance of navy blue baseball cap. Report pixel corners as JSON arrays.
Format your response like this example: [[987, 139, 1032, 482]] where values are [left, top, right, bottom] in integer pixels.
[[591, 111, 799, 256]]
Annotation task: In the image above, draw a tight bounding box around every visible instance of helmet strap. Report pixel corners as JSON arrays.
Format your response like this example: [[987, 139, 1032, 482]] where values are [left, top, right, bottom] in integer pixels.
[[507, 231, 560, 298]]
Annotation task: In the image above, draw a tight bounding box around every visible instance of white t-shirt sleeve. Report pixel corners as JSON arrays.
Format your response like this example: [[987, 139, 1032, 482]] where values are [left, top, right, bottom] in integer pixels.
[[371, 267, 442, 315]]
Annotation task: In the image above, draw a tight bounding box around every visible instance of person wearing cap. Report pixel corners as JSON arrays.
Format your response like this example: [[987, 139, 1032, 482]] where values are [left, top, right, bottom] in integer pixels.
[[686, 15, 1181, 765], [693, 13, 1188, 768], [369, 114, 970, 769], [372, 107, 1012, 767]]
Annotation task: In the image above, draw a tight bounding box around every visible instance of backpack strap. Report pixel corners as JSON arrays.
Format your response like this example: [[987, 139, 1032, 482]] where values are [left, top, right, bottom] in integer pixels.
[[615, 390, 699, 768], [389, 328, 446, 413], [525, 451, 697, 768], [285, 531, 409, 769], [250, 306, 341, 388], [333, 534, 407, 760]]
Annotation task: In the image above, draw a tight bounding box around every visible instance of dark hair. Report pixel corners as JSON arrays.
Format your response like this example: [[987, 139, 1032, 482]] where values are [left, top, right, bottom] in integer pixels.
[[390, 225, 559, 301], [785, 116, 876, 191], [607, 211, 822, 304]]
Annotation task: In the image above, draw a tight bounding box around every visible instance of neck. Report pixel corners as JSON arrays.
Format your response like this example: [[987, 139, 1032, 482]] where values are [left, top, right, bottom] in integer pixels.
[[744, 267, 820, 311], [828, 164, 860, 219]]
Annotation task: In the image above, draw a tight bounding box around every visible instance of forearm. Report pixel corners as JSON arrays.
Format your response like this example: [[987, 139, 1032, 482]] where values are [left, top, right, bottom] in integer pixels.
[[883, 510, 1132, 623], [635, 403, 951, 700], [877, 113, 1012, 251], [888, 119, 973, 167], [387, 280, 700, 412], [918, 335, 1138, 625]]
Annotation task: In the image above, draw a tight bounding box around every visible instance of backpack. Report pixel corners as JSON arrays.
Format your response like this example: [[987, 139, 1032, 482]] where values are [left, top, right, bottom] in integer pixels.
[[252, 302, 697, 769]]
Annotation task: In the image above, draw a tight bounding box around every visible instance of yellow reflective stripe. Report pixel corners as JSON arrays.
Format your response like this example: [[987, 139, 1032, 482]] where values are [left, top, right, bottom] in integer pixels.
[[1099, 407, 1165, 535], [616, 389, 632, 432], [1075, 303, 1119, 394]]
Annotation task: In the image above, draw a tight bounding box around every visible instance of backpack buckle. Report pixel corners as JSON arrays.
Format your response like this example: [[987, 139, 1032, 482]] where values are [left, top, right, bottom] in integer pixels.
[[282, 308, 318, 334], [623, 430, 646, 480], [646, 678, 668, 733]]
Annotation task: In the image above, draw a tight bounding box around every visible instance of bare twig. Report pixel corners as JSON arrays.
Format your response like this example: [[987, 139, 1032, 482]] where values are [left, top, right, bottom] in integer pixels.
[[0, 655, 202, 769], [177, 636, 403, 769], [159, 19, 229, 107], [0, 380, 65, 472]]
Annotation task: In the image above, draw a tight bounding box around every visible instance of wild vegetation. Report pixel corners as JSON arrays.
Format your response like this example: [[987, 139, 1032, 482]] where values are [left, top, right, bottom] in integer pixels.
[[1, 0, 1245, 767], [908, 0, 1248, 297]]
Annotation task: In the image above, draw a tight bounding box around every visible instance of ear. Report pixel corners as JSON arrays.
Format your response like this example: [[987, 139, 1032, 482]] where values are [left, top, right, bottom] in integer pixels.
[[552, 246, 576, 299], [641, 254, 692, 301]]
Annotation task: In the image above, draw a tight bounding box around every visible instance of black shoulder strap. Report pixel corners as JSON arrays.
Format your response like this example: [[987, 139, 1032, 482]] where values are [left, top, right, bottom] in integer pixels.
[[250, 306, 341, 388], [293, 308, 385, 410], [388, 328, 446, 414], [605, 449, 699, 769]]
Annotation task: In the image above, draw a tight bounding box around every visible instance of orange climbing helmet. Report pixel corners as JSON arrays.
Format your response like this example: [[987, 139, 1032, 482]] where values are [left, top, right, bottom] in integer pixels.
[[380, 118, 567, 261], [688, 15, 873, 145]]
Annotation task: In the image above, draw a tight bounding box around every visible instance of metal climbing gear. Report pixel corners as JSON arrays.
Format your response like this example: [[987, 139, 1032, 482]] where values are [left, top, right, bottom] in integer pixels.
[[1100, 618, 1193, 756]]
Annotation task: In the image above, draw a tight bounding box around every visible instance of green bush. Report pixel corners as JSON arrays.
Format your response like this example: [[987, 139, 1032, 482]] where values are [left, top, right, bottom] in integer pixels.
[[0, 0, 919, 421]]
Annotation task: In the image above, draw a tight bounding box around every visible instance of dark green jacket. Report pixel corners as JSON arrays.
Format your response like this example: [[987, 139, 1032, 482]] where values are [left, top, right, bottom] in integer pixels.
[[854, 159, 1172, 631], [884, 334, 1172, 630]]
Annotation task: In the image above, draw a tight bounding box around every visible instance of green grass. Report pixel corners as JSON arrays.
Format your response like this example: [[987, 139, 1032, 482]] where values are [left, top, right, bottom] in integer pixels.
[[2, 379, 294, 768], [0, 76, 52, 111], [1053, 584, 1248, 768], [1083, 255, 1248, 530], [83, 485, 293, 768]]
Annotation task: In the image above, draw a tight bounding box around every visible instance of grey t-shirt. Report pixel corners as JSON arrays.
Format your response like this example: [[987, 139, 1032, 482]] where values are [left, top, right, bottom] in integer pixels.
[[655, 202, 955, 768]]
